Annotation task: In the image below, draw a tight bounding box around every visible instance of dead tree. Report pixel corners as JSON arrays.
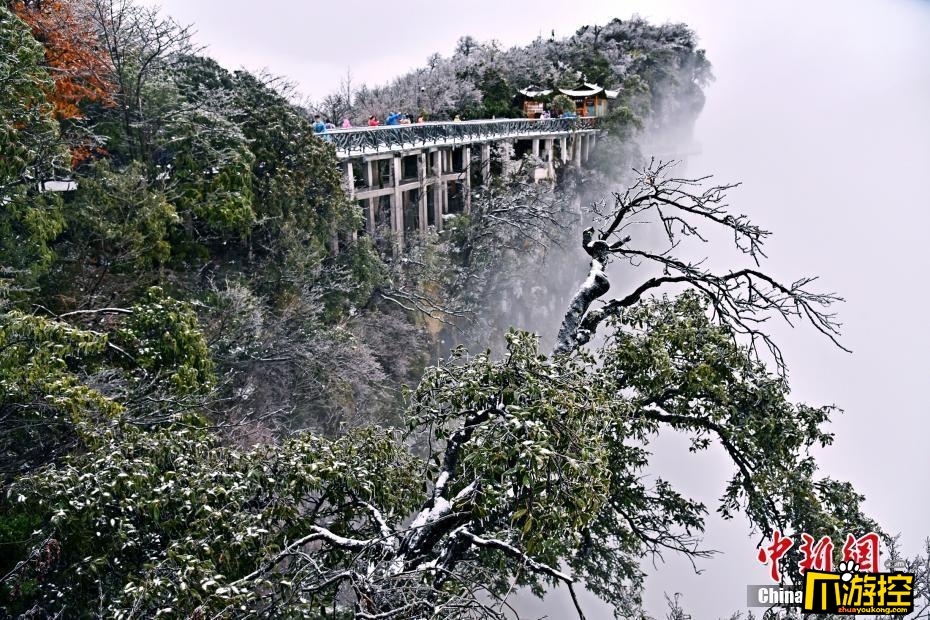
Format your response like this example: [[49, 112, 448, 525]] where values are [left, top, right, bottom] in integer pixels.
[[554, 158, 847, 368]]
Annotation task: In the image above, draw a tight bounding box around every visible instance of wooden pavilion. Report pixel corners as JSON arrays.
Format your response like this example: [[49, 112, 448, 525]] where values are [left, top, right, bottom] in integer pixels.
[[556, 82, 619, 117], [517, 86, 554, 118], [518, 82, 619, 118]]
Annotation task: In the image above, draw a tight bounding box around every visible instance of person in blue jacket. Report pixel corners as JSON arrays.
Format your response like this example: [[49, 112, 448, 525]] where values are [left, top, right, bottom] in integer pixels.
[[385, 112, 400, 126], [312, 115, 326, 133]]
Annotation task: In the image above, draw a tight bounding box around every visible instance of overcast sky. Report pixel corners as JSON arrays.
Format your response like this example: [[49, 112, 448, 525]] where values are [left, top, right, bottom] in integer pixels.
[[138, 0, 930, 617]]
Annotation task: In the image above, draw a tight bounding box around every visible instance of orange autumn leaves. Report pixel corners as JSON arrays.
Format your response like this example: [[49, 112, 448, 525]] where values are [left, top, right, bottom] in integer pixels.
[[12, 0, 115, 162]]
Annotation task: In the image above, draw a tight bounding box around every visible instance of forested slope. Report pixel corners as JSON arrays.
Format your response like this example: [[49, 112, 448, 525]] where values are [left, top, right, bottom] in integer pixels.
[[0, 2, 886, 618]]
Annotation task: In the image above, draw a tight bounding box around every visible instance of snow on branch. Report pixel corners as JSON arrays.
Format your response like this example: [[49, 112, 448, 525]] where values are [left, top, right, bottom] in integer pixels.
[[554, 159, 846, 370]]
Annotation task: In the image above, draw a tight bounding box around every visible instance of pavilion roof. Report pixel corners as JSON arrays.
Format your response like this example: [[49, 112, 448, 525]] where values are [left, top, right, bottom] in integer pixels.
[[557, 82, 619, 99], [517, 85, 554, 98], [519, 82, 619, 99]]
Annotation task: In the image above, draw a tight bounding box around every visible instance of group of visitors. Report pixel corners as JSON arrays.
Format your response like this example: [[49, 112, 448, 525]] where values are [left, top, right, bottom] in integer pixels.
[[312, 115, 335, 133], [312, 106, 573, 137], [534, 108, 576, 119], [312, 112, 433, 133], [380, 112, 426, 126]]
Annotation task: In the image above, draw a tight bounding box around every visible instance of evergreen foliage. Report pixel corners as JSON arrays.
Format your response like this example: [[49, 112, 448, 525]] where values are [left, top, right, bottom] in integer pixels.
[[0, 2, 906, 618]]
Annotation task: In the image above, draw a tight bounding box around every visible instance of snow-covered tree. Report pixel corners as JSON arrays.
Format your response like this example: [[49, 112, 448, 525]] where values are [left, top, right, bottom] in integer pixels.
[[1, 163, 877, 618]]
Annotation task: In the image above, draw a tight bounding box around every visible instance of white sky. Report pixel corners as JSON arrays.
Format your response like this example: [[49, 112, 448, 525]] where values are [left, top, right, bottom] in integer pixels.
[[142, 0, 722, 100], [139, 0, 930, 617]]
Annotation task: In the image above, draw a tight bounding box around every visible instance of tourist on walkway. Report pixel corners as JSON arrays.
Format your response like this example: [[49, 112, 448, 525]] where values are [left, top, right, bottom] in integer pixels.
[[368, 115, 379, 126], [386, 112, 400, 125], [324, 119, 336, 130], [399, 114, 411, 125], [312, 115, 326, 133], [341, 118, 352, 128]]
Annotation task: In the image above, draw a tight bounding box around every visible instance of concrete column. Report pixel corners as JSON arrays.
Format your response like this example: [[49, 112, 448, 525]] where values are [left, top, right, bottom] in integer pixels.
[[366, 199, 376, 235], [432, 150, 444, 232], [463, 145, 472, 214], [418, 152, 428, 232], [498, 140, 516, 177], [366, 159, 375, 188], [560, 137, 568, 163], [583, 134, 591, 162], [545, 138, 555, 179], [342, 161, 355, 200], [480, 143, 491, 185], [573, 135, 582, 167], [440, 175, 448, 221], [364, 160, 376, 235], [532, 139, 540, 158], [344, 161, 358, 243], [392, 155, 403, 246]]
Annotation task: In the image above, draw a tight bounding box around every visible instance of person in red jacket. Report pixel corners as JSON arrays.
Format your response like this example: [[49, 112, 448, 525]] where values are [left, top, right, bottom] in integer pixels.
[[367, 115, 379, 126]]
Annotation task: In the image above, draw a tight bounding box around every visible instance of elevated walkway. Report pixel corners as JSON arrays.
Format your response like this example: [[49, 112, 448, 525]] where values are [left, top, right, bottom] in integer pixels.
[[325, 117, 599, 159], [329, 117, 602, 251]]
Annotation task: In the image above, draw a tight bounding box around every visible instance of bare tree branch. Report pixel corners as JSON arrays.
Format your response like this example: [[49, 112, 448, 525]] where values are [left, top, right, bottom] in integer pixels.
[[554, 159, 847, 371]]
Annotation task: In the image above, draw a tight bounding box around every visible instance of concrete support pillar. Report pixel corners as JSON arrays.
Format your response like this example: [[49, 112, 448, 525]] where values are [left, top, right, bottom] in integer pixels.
[[573, 134, 582, 167], [560, 137, 568, 163], [344, 161, 358, 242], [365, 160, 376, 234], [545, 138, 555, 179], [366, 199, 375, 235], [392, 155, 403, 246], [583, 134, 591, 162], [344, 161, 355, 199], [418, 152, 428, 232], [498, 140, 516, 177], [366, 159, 375, 188], [480, 143, 491, 186], [532, 138, 540, 158], [432, 150, 444, 232], [463, 145, 472, 214]]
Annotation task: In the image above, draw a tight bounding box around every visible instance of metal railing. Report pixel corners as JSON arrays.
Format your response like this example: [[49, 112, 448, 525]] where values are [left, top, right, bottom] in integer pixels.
[[320, 117, 599, 156]]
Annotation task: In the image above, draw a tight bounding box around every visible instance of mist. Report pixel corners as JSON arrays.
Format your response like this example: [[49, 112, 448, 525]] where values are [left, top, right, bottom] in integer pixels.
[[131, 0, 930, 616], [510, 0, 930, 617]]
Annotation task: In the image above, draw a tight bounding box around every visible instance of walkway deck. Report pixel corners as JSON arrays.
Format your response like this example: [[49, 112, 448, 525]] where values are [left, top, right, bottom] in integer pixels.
[[325, 117, 599, 159]]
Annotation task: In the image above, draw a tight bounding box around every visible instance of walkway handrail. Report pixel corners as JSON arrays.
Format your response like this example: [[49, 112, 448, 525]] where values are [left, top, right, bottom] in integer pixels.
[[322, 116, 599, 156]]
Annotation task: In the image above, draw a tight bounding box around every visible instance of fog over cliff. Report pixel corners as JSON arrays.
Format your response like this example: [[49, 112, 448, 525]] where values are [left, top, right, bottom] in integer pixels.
[[136, 0, 930, 616], [520, 0, 930, 616]]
